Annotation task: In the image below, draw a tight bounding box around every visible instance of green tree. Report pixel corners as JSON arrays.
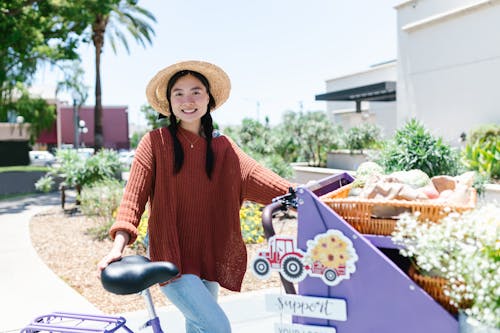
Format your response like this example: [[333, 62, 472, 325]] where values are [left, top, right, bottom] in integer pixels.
[[140, 104, 169, 129], [224, 117, 292, 178], [87, 0, 156, 150], [275, 110, 341, 166], [56, 60, 89, 113], [5, 84, 56, 144], [341, 123, 382, 152], [130, 131, 146, 149], [0, 1, 85, 96], [0, 0, 89, 121], [238, 117, 273, 155]]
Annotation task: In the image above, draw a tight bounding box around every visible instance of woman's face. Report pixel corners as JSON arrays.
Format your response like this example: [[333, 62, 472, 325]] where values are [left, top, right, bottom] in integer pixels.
[[169, 74, 210, 129]]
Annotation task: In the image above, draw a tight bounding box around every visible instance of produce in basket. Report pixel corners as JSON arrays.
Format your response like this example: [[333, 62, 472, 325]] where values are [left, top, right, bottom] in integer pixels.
[[348, 163, 476, 218]]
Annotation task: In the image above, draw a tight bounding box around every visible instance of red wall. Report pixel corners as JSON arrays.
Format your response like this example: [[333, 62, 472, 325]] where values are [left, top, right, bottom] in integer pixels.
[[38, 105, 129, 150]]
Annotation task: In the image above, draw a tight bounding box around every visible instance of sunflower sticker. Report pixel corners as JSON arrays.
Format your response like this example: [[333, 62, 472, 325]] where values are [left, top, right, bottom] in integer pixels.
[[251, 229, 358, 286]]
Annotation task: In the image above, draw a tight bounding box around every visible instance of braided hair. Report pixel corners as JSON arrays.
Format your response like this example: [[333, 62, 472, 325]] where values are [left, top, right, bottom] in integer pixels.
[[165, 70, 216, 179]]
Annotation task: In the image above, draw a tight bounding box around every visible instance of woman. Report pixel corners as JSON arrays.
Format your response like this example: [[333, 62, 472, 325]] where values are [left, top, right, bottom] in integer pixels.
[[98, 60, 293, 332]]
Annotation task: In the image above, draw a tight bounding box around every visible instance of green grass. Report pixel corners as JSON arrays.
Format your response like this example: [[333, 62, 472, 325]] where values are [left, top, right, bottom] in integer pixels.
[[0, 192, 38, 201], [0, 166, 49, 173]]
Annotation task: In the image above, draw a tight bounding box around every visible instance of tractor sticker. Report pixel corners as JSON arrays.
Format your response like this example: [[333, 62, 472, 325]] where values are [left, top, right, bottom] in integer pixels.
[[251, 230, 358, 286]]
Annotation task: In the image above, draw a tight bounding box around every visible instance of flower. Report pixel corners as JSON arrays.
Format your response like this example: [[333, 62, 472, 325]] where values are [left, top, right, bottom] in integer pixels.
[[392, 203, 500, 328], [240, 202, 265, 244]]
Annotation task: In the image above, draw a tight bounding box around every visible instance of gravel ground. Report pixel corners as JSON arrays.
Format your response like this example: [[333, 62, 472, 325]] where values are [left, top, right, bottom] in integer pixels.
[[29, 205, 297, 314]]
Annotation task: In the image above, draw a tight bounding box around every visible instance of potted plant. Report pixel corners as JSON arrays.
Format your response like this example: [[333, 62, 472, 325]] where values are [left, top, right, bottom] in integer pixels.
[[392, 204, 500, 331]]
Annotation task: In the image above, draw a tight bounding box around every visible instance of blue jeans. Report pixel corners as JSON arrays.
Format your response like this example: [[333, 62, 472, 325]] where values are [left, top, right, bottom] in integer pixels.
[[160, 274, 231, 333]]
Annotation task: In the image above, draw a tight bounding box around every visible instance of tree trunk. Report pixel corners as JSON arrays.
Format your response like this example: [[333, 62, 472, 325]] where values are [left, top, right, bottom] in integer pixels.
[[92, 14, 108, 151], [94, 47, 104, 150]]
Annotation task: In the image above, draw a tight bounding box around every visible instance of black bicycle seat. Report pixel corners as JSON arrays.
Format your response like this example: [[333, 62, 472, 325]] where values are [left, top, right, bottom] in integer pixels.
[[101, 255, 179, 295]]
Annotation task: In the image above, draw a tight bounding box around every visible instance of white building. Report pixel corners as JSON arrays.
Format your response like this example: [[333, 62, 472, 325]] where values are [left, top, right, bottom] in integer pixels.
[[316, 60, 397, 139], [317, 0, 500, 144]]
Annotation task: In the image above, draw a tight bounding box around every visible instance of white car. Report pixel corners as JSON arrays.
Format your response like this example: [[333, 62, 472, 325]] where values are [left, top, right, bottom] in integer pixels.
[[118, 150, 135, 168], [29, 151, 56, 166]]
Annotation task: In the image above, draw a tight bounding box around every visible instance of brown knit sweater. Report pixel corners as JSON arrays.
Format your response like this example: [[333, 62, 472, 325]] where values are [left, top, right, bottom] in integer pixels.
[[110, 127, 292, 291]]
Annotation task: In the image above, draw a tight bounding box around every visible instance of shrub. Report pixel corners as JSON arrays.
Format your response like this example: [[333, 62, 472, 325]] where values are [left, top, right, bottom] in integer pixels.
[[462, 124, 499, 181], [240, 202, 265, 244], [36, 149, 123, 193], [81, 179, 124, 241], [76, 149, 122, 186], [51, 148, 85, 188], [295, 111, 342, 166], [341, 123, 382, 152], [224, 118, 293, 178], [80, 178, 124, 219], [376, 119, 460, 177], [35, 174, 55, 192], [86, 219, 114, 241]]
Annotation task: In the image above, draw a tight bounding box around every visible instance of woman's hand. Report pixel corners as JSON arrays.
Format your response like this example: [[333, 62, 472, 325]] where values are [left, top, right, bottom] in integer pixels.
[[96, 231, 130, 277], [97, 249, 123, 271]]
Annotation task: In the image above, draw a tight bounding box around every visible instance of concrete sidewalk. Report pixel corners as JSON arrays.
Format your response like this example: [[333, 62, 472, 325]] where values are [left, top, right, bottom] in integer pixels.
[[121, 287, 290, 332], [0, 193, 99, 332], [0, 193, 287, 332]]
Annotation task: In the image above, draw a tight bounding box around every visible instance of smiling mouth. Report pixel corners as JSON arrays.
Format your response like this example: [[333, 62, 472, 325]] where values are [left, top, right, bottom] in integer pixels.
[[182, 109, 197, 114]]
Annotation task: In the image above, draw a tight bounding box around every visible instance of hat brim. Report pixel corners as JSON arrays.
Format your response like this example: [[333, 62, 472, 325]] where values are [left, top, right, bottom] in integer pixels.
[[146, 60, 231, 117]]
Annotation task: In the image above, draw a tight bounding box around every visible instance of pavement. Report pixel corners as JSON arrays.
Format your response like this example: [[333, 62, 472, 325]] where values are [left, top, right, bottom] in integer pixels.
[[0, 192, 288, 332]]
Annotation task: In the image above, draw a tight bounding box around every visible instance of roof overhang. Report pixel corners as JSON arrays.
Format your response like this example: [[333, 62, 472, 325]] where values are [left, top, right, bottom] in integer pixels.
[[315, 81, 396, 112]]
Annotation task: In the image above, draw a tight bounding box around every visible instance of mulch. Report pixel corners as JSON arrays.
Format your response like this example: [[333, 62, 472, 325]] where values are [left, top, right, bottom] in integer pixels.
[[29, 205, 297, 314]]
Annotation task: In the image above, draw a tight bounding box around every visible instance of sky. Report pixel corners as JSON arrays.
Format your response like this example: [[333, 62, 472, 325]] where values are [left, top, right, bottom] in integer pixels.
[[34, 0, 398, 129]]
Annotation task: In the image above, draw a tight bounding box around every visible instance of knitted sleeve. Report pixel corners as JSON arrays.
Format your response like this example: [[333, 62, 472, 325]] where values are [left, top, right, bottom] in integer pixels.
[[110, 132, 155, 245], [228, 138, 293, 204]]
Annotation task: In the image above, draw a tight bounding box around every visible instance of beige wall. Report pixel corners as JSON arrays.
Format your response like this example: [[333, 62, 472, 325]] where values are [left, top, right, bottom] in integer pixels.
[[0, 123, 31, 141], [396, 0, 500, 144]]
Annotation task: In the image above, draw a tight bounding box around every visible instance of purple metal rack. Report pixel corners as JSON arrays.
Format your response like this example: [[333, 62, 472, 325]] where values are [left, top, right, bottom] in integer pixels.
[[293, 173, 458, 333], [20, 312, 132, 333]]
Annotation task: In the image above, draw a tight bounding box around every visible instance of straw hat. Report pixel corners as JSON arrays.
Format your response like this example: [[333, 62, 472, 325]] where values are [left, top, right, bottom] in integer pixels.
[[146, 60, 231, 117]]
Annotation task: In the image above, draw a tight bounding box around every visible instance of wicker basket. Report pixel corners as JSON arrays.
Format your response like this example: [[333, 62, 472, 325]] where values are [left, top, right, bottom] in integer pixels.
[[320, 183, 477, 235], [408, 264, 457, 313]]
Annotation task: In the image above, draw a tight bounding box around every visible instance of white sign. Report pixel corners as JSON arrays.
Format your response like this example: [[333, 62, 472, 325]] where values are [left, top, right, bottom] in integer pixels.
[[274, 323, 336, 333], [266, 294, 347, 321]]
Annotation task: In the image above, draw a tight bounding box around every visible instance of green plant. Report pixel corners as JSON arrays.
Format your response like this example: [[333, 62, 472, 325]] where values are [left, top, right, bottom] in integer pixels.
[[80, 178, 124, 219], [224, 117, 293, 178], [81, 180, 149, 248], [34, 174, 55, 192], [76, 149, 122, 186], [49, 148, 85, 188], [392, 204, 500, 328], [273, 110, 341, 167], [80, 179, 123, 243], [377, 119, 460, 177], [462, 124, 500, 181], [83, 179, 123, 241], [240, 202, 265, 244], [86, 219, 114, 242], [38, 148, 122, 193], [341, 123, 382, 152]]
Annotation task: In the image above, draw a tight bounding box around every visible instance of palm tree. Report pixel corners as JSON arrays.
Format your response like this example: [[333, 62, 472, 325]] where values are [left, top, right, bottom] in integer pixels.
[[91, 0, 156, 150]]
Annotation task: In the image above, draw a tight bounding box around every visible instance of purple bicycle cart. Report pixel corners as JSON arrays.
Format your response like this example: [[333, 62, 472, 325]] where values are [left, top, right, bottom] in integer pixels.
[[264, 172, 458, 333]]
